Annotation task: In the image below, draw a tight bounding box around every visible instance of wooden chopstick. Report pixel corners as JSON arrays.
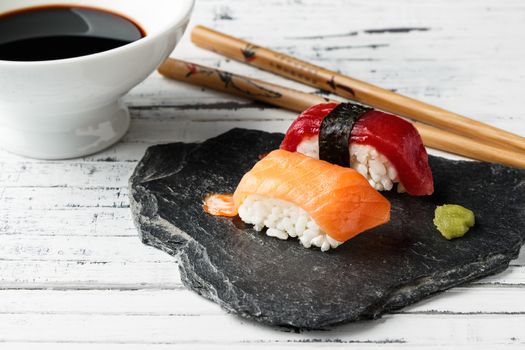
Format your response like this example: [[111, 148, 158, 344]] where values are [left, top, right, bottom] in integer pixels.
[[158, 58, 525, 169], [191, 25, 525, 153]]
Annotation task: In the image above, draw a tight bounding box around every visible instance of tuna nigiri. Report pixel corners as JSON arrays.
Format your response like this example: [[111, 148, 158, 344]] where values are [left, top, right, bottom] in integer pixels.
[[204, 149, 390, 251], [280, 103, 434, 196]]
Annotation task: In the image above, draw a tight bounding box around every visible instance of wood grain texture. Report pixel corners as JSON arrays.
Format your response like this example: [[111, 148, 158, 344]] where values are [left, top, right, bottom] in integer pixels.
[[0, 313, 524, 345], [0, 0, 524, 347]]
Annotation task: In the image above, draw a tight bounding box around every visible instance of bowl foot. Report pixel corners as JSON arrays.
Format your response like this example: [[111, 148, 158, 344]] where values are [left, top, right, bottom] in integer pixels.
[[0, 100, 130, 159]]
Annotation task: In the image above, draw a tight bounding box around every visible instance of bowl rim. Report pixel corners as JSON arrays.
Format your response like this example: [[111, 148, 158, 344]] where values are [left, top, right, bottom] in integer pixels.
[[0, 0, 195, 66]]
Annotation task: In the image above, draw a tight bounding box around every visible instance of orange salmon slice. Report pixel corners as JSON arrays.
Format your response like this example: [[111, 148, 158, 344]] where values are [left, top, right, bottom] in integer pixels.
[[204, 149, 390, 242]]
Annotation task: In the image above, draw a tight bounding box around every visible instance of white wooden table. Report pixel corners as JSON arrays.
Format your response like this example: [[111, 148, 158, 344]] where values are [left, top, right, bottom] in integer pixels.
[[1, 0, 524, 348]]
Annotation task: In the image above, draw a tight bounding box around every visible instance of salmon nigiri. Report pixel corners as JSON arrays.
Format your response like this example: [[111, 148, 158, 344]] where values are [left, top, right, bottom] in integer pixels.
[[204, 149, 390, 251]]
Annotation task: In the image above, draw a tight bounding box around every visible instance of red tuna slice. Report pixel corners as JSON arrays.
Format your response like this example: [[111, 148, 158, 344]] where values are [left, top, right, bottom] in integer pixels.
[[280, 103, 338, 152], [280, 103, 434, 196]]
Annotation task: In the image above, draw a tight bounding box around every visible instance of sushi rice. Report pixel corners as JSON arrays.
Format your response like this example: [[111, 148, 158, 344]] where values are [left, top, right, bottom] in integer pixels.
[[238, 194, 342, 251], [297, 136, 406, 193]]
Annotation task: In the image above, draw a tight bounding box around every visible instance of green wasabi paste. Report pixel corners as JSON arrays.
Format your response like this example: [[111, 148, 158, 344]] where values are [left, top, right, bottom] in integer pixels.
[[433, 204, 475, 240]]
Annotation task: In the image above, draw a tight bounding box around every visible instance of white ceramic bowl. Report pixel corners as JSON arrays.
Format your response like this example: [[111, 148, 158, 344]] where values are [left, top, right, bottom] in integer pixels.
[[0, 0, 194, 159]]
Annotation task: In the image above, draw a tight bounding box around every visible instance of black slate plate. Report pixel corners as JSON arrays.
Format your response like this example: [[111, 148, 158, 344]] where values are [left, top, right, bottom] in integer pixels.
[[129, 128, 525, 330]]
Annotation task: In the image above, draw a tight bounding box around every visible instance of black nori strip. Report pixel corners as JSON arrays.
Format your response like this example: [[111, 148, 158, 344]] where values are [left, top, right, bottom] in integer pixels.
[[319, 103, 371, 167]]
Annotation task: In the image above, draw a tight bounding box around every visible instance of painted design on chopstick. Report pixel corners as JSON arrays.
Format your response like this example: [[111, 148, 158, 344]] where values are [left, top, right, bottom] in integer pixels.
[[327, 75, 356, 97], [185, 63, 199, 78], [241, 44, 259, 62], [217, 71, 236, 86], [217, 70, 282, 99], [181, 62, 281, 99], [184, 62, 214, 79], [327, 76, 337, 90]]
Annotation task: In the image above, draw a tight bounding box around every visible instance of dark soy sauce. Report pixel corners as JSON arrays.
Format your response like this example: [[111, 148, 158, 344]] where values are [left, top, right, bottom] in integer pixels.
[[0, 5, 146, 61]]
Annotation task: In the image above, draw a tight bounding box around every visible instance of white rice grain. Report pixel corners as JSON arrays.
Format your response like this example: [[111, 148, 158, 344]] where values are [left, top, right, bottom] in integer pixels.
[[295, 136, 405, 193], [238, 194, 342, 251]]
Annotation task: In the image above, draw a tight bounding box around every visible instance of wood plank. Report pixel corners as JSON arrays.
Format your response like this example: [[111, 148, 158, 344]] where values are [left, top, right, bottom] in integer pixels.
[[0, 187, 129, 210], [0, 256, 523, 289], [0, 209, 137, 237], [0, 260, 181, 289], [123, 115, 291, 143], [0, 313, 523, 345], [4, 344, 525, 350], [0, 286, 524, 316], [0, 141, 148, 163], [0, 235, 174, 263], [0, 344, 385, 350], [0, 162, 135, 188], [403, 286, 525, 313], [0, 289, 218, 316]]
